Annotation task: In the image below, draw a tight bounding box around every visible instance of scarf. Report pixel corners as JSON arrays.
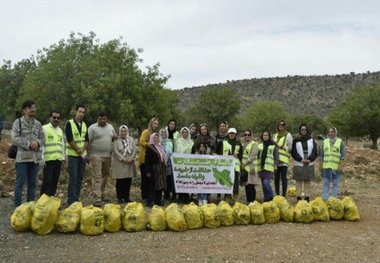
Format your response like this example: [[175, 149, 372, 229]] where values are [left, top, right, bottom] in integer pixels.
[[149, 133, 166, 163], [259, 140, 275, 169], [175, 127, 193, 154]]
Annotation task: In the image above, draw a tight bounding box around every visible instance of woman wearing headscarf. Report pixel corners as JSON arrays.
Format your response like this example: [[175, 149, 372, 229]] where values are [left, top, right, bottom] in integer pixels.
[[256, 130, 279, 202], [319, 127, 345, 201], [291, 124, 318, 202], [166, 119, 179, 141], [174, 127, 194, 203], [145, 133, 167, 206], [193, 124, 216, 154], [159, 128, 175, 201], [215, 120, 229, 153], [138, 117, 159, 201], [112, 125, 136, 204]]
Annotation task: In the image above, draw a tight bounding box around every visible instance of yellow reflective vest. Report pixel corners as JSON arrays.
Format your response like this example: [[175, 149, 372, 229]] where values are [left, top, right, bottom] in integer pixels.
[[256, 144, 275, 173], [223, 140, 241, 172], [322, 138, 342, 170], [66, 119, 87, 157], [273, 133, 290, 164], [43, 123, 64, 161], [242, 140, 257, 172]]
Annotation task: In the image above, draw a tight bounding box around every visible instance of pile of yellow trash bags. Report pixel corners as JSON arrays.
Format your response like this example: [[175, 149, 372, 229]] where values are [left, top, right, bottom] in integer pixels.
[[10, 194, 360, 236]]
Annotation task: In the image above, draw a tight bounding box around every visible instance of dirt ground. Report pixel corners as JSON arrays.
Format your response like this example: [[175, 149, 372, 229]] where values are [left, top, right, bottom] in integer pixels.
[[0, 133, 379, 263]]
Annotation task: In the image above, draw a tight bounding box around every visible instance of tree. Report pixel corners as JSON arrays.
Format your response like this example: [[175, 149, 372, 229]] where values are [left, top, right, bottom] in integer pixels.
[[190, 87, 241, 130], [17, 32, 176, 131], [241, 101, 288, 136], [329, 84, 380, 149]]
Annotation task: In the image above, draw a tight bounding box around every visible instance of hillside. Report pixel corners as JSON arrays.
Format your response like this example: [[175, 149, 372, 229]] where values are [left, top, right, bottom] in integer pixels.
[[176, 71, 380, 117]]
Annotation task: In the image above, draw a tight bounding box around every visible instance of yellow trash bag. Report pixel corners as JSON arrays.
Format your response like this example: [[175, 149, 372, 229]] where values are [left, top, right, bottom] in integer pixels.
[[183, 202, 203, 229], [201, 203, 220, 228], [294, 200, 314, 223], [147, 205, 166, 231], [104, 204, 121, 232], [80, 205, 104, 236], [326, 197, 344, 220], [342, 196, 360, 221], [165, 203, 187, 231], [310, 197, 329, 222], [123, 202, 146, 232], [31, 194, 61, 235], [55, 202, 83, 233], [248, 201, 265, 225], [263, 201, 280, 224], [11, 201, 35, 231], [287, 186, 296, 197], [218, 201, 234, 226], [273, 195, 294, 222], [233, 202, 250, 225]]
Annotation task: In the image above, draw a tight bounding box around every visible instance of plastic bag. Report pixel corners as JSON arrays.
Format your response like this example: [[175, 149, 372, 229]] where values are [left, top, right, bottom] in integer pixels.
[[310, 197, 329, 222], [287, 186, 296, 197], [326, 197, 344, 220], [183, 202, 203, 229], [232, 202, 250, 225], [147, 205, 166, 231], [201, 203, 220, 228], [165, 203, 187, 231], [294, 200, 314, 223], [342, 196, 360, 221], [248, 201, 265, 225], [262, 201, 280, 224], [218, 201, 234, 226], [123, 202, 146, 232], [10, 201, 35, 231], [80, 205, 104, 235], [273, 195, 294, 222], [31, 194, 61, 235], [55, 202, 83, 233], [104, 204, 121, 232]]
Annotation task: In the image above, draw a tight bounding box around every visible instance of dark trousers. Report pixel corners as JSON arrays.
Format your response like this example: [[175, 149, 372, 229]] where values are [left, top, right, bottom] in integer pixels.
[[275, 166, 288, 197], [116, 177, 132, 202], [40, 160, 62, 196], [164, 174, 176, 200], [245, 184, 256, 203], [140, 164, 149, 200]]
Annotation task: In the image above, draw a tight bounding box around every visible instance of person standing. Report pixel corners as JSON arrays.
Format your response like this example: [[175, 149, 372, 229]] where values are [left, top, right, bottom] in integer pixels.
[[273, 120, 292, 197], [40, 111, 64, 197], [256, 131, 278, 202], [166, 119, 179, 141], [196, 142, 209, 205], [159, 128, 175, 201], [138, 117, 159, 202], [189, 123, 199, 140], [291, 124, 318, 202], [88, 112, 117, 206], [65, 104, 89, 205], [193, 124, 216, 154], [112, 125, 136, 204], [12, 100, 44, 207], [240, 129, 259, 204], [145, 133, 167, 206], [320, 127, 345, 201], [215, 121, 228, 152], [217, 127, 243, 201]]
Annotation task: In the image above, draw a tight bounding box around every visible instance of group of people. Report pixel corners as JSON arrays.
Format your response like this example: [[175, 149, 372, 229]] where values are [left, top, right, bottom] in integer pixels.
[[11, 100, 345, 208]]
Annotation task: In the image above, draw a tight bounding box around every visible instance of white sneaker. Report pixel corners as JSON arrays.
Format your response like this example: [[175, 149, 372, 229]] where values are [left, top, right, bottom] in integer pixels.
[[198, 201, 203, 206], [203, 200, 208, 205]]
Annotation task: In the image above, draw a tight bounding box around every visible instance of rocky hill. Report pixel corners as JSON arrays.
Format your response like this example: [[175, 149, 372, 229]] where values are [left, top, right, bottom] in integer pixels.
[[176, 71, 380, 117]]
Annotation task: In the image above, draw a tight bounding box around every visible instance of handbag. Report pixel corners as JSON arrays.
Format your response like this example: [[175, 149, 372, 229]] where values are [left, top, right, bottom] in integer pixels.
[[240, 170, 248, 183], [8, 118, 21, 159]]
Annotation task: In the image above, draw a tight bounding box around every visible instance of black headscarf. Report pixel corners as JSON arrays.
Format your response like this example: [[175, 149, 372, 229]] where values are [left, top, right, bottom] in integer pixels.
[[259, 130, 275, 169], [167, 119, 177, 140]]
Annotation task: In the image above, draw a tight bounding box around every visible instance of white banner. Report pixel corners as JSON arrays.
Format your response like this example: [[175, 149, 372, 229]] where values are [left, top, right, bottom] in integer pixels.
[[171, 153, 235, 194]]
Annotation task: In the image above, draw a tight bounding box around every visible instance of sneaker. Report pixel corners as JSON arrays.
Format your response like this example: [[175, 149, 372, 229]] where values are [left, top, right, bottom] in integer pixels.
[[203, 200, 208, 205]]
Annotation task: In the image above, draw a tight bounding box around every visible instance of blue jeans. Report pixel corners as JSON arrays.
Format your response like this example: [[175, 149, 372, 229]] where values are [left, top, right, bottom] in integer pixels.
[[275, 166, 288, 196], [14, 162, 39, 207], [261, 178, 274, 201], [67, 156, 86, 204], [322, 169, 341, 201]]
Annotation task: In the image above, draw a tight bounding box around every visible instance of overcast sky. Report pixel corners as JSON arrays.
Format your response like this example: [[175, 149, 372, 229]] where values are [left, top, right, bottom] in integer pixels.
[[1, 0, 379, 89]]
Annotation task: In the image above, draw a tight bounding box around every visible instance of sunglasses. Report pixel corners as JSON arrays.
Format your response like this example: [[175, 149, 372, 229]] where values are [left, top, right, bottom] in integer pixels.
[[244, 134, 251, 136]]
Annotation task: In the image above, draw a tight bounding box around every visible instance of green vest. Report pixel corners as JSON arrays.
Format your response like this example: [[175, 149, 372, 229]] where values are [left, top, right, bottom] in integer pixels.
[[173, 131, 180, 140], [223, 140, 241, 172], [274, 133, 290, 164], [256, 144, 275, 173], [322, 138, 342, 170], [242, 140, 256, 172], [66, 119, 87, 157], [43, 124, 64, 161]]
